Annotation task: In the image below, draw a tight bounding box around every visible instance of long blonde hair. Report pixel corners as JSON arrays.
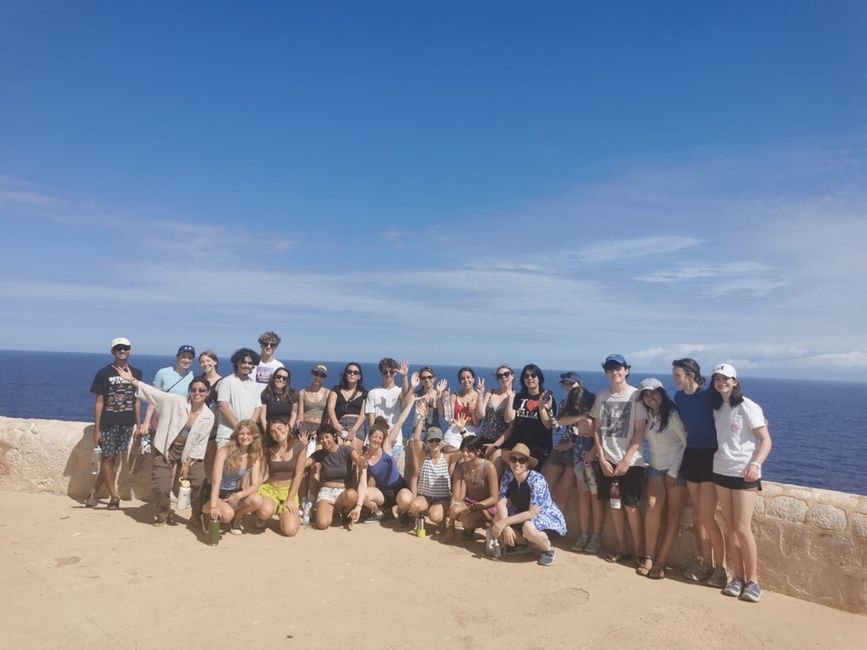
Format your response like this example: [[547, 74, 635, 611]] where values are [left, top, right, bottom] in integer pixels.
[[224, 419, 263, 475]]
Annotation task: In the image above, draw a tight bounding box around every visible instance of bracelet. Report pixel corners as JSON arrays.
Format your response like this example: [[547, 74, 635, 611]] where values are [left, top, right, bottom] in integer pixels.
[[748, 461, 761, 468]]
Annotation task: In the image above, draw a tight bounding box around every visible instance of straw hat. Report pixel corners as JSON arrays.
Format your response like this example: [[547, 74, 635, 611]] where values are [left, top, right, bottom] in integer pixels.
[[502, 443, 538, 469]]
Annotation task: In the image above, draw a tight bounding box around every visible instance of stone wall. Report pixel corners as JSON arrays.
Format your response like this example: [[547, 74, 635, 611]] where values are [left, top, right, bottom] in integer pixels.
[[1, 415, 865, 613]]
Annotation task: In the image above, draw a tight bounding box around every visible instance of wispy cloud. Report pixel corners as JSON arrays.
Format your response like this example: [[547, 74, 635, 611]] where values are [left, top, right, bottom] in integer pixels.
[[569, 236, 702, 264], [0, 177, 59, 209]]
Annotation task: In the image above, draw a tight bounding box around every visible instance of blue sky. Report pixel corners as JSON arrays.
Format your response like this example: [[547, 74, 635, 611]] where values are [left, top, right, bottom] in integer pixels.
[[1, 1, 866, 381]]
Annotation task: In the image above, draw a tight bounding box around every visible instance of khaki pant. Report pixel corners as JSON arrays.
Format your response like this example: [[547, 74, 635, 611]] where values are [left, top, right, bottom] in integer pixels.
[[151, 446, 205, 515]]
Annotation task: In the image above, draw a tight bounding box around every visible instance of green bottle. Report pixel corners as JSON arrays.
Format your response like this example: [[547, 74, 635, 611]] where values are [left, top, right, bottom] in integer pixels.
[[209, 516, 220, 546]]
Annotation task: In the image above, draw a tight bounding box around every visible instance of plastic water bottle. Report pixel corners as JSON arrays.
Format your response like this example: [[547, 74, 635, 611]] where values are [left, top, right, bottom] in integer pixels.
[[610, 480, 622, 510], [176, 479, 191, 510], [301, 498, 312, 526], [208, 515, 220, 546], [90, 446, 101, 474], [415, 514, 427, 538], [140, 433, 152, 455]]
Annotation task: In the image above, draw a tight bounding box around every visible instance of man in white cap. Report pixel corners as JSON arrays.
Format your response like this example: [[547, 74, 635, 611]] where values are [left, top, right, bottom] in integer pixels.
[[85, 337, 143, 510]]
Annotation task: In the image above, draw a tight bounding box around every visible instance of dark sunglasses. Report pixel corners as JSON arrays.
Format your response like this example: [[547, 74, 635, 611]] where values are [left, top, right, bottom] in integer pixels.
[[420, 374, 435, 380], [346, 369, 360, 376], [523, 372, 538, 379], [261, 342, 277, 349], [312, 371, 326, 378], [510, 456, 529, 464], [381, 369, 397, 376], [495, 371, 512, 379], [189, 387, 209, 394], [112, 345, 131, 352], [274, 375, 289, 381]]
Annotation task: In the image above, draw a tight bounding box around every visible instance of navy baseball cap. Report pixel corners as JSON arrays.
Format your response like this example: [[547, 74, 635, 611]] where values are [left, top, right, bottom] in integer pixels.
[[177, 345, 196, 357], [559, 372, 583, 384], [602, 354, 629, 369]]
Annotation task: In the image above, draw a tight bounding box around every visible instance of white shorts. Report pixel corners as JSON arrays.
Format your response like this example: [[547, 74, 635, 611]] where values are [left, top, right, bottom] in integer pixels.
[[316, 486, 345, 505]]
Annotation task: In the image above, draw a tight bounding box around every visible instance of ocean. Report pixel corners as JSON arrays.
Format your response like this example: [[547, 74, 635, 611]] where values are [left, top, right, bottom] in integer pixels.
[[1, 350, 864, 496]]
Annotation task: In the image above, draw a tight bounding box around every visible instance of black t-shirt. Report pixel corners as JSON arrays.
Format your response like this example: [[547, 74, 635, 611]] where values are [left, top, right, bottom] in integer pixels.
[[264, 398, 294, 422], [511, 391, 556, 458], [90, 364, 142, 427]]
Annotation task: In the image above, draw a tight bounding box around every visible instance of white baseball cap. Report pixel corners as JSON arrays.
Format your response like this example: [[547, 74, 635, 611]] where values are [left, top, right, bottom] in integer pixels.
[[712, 363, 737, 379]]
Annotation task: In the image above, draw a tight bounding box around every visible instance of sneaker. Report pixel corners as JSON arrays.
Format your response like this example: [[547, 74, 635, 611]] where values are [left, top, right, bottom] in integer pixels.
[[683, 562, 713, 582], [538, 548, 556, 566], [229, 518, 245, 535], [583, 535, 602, 555], [399, 512, 412, 528], [364, 509, 384, 524], [739, 581, 762, 603], [706, 566, 728, 589], [153, 512, 169, 527], [107, 498, 120, 511], [722, 577, 745, 597], [84, 494, 99, 508], [570, 534, 590, 553]]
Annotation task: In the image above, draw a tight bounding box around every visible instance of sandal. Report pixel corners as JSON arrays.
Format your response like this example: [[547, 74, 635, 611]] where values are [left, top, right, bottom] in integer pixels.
[[648, 562, 666, 580], [636, 556, 653, 576]]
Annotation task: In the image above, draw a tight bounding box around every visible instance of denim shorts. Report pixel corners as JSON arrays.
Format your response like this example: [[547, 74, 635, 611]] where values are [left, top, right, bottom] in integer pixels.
[[646, 466, 686, 486], [572, 438, 598, 494]]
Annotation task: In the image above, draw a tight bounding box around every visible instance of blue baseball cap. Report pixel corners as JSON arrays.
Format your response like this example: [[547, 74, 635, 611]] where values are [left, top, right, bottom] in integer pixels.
[[176, 345, 196, 357], [602, 354, 629, 369], [559, 372, 583, 385]]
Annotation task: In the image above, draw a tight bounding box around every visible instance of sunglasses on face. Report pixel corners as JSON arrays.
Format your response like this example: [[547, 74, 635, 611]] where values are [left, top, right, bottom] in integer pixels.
[[427, 439, 442, 444], [113, 346, 131, 352], [274, 375, 289, 382], [381, 370, 396, 376], [523, 373, 538, 379], [420, 375, 435, 380], [495, 371, 512, 379], [312, 371, 326, 379], [510, 456, 529, 464], [261, 342, 277, 349], [346, 369, 360, 376], [189, 387, 208, 394]]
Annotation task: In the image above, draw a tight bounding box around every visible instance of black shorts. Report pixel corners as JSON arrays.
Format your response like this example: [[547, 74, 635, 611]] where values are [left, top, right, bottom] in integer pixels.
[[595, 464, 645, 508], [679, 447, 716, 483], [712, 473, 762, 491], [381, 479, 409, 509]]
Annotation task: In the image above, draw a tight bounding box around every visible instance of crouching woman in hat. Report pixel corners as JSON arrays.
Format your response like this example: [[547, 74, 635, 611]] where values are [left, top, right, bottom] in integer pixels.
[[490, 443, 567, 566]]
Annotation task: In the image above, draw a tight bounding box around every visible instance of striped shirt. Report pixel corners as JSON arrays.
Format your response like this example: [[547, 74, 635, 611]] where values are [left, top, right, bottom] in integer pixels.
[[418, 454, 451, 499]]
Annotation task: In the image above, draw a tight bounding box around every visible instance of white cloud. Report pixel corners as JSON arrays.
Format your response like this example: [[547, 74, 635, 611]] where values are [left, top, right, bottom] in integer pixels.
[[570, 236, 702, 264]]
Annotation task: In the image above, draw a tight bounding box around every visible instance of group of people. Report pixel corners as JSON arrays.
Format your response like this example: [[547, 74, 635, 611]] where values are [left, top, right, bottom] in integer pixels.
[[86, 332, 772, 603]]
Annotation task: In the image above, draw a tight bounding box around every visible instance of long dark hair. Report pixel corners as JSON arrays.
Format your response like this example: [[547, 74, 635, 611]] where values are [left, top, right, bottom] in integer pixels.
[[707, 376, 745, 409], [261, 368, 296, 404], [672, 358, 706, 388], [519, 363, 545, 393], [563, 385, 594, 416], [339, 362, 366, 392], [641, 387, 676, 431]]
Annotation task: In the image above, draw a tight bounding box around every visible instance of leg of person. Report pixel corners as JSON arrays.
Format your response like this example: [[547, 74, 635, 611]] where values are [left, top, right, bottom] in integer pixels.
[[684, 480, 713, 580], [699, 481, 727, 586], [605, 507, 628, 561], [151, 451, 174, 523], [336, 488, 358, 525], [100, 455, 120, 502], [459, 508, 487, 539], [235, 493, 262, 517], [203, 440, 217, 483], [654, 482, 687, 577], [363, 486, 385, 513], [188, 460, 207, 521], [256, 491, 279, 521], [715, 484, 743, 596], [395, 488, 414, 527], [279, 507, 302, 537], [732, 487, 761, 601], [409, 495, 430, 517], [522, 520, 556, 566], [427, 501, 445, 525], [314, 499, 335, 530], [641, 473, 666, 573], [217, 501, 236, 524]]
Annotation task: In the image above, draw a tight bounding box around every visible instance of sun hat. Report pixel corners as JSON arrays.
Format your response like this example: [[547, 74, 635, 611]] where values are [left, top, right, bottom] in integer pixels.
[[712, 363, 737, 379], [110, 337, 131, 349], [502, 443, 539, 469]]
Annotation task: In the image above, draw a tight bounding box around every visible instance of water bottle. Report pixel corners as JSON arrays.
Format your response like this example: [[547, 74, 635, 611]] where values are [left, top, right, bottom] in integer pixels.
[[140, 433, 152, 455], [176, 479, 191, 510], [90, 446, 101, 474], [610, 480, 622, 510], [442, 389, 453, 423], [415, 513, 427, 538], [208, 516, 220, 546]]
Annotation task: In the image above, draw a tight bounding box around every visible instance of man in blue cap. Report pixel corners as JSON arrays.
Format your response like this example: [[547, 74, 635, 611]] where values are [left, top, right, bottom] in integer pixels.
[[143, 344, 197, 436]]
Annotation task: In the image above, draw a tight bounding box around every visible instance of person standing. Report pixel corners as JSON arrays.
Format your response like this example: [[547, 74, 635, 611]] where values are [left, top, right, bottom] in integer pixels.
[[143, 344, 196, 435], [85, 337, 143, 510], [365, 358, 412, 466], [255, 330, 284, 384], [216, 348, 264, 447]]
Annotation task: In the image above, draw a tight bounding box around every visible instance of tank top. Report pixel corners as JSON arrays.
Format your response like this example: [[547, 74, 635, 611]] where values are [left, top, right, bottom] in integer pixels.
[[220, 464, 249, 491], [478, 395, 508, 442], [303, 390, 328, 422], [335, 388, 366, 419], [459, 459, 491, 502], [418, 454, 451, 499], [368, 450, 402, 490], [454, 398, 474, 421], [267, 456, 294, 482]]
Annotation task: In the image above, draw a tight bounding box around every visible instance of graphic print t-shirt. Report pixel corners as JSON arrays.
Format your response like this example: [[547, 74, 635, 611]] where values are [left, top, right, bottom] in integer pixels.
[[590, 386, 646, 466], [90, 364, 143, 427], [511, 392, 556, 458]]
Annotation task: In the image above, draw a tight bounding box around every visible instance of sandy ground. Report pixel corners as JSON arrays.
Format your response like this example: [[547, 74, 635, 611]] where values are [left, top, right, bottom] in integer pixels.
[[1, 491, 865, 649]]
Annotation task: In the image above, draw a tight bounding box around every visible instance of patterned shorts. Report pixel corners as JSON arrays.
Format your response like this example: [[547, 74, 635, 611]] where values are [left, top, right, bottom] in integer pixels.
[[100, 424, 135, 457]]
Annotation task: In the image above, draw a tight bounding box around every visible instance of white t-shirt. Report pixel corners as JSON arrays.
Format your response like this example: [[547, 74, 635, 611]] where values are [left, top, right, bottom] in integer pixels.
[[365, 386, 403, 453], [216, 373, 264, 442], [590, 385, 647, 466], [646, 409, 687, 477], [713, 397, 766, 477], [255, 358, 284, 384]]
